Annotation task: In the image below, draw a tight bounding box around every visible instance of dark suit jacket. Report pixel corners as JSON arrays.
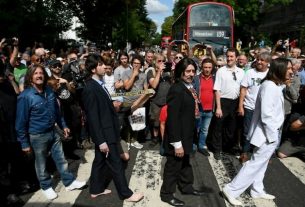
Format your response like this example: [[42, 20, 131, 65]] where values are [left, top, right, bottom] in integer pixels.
[[82, 78, 120, 146], [164, 81, 196, 154]]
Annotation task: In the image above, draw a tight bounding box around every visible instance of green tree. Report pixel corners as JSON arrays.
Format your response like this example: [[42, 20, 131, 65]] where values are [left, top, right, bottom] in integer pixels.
[[161, 16, 174, 36], [0, 0, 73, 48]]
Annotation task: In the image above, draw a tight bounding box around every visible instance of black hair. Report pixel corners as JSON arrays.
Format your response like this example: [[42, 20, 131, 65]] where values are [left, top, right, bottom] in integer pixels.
[[201, 58, 214, 68], [131, 54, 144, 66], [85, 54, 104, 74], [263, 58, 291, 84], [118, 51, 129, 64], [174, 57, 197, 81], [0, 60, 5, 77], [226, 47, 239, 57]]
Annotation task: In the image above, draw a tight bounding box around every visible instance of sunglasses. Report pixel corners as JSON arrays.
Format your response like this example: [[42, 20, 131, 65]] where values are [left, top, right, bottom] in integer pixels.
[[157, 59, 166, 63], [232, 71, 237, 81], [52, 65, 61, 69], [175, 56, 183, 60]]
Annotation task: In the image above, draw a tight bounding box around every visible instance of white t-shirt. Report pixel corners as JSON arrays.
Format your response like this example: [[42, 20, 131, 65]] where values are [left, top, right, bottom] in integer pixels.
[[104, 74, 115, 95], [241, 68, 268, 110], [213, 65, 244, 100]]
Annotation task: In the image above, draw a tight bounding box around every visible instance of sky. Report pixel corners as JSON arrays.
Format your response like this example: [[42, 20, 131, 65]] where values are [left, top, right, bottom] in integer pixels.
[[146, 0, 176, 33]]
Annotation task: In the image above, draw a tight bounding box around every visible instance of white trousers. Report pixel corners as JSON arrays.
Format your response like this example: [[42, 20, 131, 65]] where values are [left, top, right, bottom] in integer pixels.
[[224, 140, 278, 198]]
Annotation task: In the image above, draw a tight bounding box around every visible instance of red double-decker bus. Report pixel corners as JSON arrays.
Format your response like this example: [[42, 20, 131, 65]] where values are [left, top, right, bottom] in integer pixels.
[[161, 36, 172, 48], [172, 2, 235, 55]]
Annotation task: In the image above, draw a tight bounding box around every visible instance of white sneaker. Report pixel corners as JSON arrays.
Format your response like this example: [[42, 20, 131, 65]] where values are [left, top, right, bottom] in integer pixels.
[[42, 188, 58, 200], [252, 193, 275, 200], [131, 141, 143, 149], [66, 180, 86, 191], [222, 187, 242, 206]]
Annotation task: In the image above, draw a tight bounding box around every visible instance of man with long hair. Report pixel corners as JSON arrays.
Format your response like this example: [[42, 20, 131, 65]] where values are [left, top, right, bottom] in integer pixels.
[[222, 58, 293, 206], [15, 65, 86, 200]]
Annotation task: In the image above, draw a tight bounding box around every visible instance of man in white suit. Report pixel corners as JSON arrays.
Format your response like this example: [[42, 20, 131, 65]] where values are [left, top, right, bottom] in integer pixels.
[[222, 58, 293, 206]]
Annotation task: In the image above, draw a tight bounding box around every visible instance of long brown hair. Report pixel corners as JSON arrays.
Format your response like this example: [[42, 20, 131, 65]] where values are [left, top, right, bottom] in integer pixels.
[[24, 64, 49, 89]]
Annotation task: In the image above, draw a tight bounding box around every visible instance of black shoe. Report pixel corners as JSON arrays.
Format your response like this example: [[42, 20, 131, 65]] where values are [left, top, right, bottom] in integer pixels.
[[65, 153, 80, 160], [149, 138, 159, 147], [198, 148, 210, 156], [181, 190, 205, 196], [161, 197, 185, 206], [214, 152, 221, 160], [7, 194, 24, 206]]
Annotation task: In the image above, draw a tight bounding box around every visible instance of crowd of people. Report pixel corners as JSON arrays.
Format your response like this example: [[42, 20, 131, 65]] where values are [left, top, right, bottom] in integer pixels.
[[0, 36, 305, 206]]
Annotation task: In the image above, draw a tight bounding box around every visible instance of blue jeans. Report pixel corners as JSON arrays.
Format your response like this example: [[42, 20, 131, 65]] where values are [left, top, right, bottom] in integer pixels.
[[242, 108, 254, 153], [29, 129, 75, 190], [197, 111, 213, 149]]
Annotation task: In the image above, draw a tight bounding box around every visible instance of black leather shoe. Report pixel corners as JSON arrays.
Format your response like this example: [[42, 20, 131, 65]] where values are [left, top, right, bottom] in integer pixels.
[[198, 148, 210, 156], [181, 190, 205, 196], [65, 153, 80, 160], [161, 197, 185, 206], [191, 190, 205, 196]]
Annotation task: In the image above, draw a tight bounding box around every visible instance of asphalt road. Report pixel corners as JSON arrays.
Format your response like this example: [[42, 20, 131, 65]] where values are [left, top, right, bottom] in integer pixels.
[[19, 142, 305, 207]]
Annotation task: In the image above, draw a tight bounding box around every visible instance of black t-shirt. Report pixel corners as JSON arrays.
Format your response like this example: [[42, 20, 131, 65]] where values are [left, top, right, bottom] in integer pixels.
[[0, 79, 17, 142]]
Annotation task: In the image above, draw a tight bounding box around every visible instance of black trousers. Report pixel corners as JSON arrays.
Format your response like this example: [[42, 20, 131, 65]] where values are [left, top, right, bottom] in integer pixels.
[[160, 154, 194, 199], [89, 143, 133, 199], [211, 98, 238, 153]]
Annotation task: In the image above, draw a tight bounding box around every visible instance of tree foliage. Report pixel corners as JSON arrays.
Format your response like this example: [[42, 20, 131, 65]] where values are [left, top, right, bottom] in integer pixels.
[[0, 0, 157, 50], [0, 0, 73, 48]]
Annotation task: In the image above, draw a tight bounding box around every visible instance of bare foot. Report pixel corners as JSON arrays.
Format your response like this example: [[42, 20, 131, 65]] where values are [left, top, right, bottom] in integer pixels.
[[125, 192, 144, 202], [91, 189, 112, 198]]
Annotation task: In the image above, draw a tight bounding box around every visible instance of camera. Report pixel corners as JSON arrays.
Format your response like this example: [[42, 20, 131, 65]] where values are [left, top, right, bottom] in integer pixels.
[[164, 62, 172, 72], [65, 60, 87, 90], [4, 38, 14, 45]]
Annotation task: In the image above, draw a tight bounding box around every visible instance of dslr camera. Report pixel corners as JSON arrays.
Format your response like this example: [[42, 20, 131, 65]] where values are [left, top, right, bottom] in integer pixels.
[[164, 62, 172, 73], [67, 60, 87, 90]]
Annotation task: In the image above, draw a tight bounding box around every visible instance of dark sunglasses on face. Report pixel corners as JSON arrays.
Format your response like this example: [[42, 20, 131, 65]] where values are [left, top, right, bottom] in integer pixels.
[[175, 56, 183, 60], [52, 64, 61, 69], [157, 59, 166, 63], [232, 71, 237, 81]]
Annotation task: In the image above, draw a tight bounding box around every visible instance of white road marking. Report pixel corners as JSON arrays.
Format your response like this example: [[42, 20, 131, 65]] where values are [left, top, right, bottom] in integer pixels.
[[23, 149, 94, 207], [207, 152, 276, 207], [123, 150, 171, 207], [279, 157, 305, 184]]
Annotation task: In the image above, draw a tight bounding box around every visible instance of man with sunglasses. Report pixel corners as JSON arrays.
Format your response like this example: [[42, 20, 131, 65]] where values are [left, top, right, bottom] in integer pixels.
[[211, 48, 244, 160]]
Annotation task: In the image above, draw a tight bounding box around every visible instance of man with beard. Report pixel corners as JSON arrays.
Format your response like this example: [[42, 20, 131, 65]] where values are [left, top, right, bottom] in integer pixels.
[[160, 57, 205, 206]]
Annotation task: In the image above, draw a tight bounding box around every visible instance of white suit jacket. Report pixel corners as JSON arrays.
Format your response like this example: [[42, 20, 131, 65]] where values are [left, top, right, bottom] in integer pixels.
[[247, 80, 285, 147]]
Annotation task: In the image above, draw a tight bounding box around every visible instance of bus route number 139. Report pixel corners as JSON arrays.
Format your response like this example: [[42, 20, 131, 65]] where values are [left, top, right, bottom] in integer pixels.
[[216, 31, 225, 37]]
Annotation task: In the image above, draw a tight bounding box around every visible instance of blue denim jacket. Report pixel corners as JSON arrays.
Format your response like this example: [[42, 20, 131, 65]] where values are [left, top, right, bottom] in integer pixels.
[[16, 86, 67, 149]]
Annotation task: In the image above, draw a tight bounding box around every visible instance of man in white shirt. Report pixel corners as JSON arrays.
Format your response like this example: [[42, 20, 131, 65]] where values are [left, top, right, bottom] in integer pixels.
[[211, 48, 244, 160]]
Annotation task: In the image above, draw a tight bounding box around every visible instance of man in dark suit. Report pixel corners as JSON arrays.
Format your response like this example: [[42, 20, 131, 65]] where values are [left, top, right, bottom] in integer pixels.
[[82, 54, 143, 202], [160, 58, 205, 206]]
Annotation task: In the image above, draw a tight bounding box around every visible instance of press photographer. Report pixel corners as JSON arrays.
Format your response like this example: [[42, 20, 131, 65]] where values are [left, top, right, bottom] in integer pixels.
[[60, 52, 88, 160]]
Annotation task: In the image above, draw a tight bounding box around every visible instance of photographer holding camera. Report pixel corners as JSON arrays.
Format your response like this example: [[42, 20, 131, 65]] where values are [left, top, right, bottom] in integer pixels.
[[61, 52, 89, 159], [147, 53, 172, 146]]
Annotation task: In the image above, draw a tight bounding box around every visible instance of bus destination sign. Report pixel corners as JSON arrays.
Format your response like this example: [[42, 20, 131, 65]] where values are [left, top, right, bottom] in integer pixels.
[[192, 30, 226, 38]]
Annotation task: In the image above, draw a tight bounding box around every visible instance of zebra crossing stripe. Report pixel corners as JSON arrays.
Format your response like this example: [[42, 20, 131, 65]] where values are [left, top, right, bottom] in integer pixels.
[[207, 152, 277, 207], [123, 150, 171, 207], [279, 157, 305, 184], [23, 149, 94, 207]]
